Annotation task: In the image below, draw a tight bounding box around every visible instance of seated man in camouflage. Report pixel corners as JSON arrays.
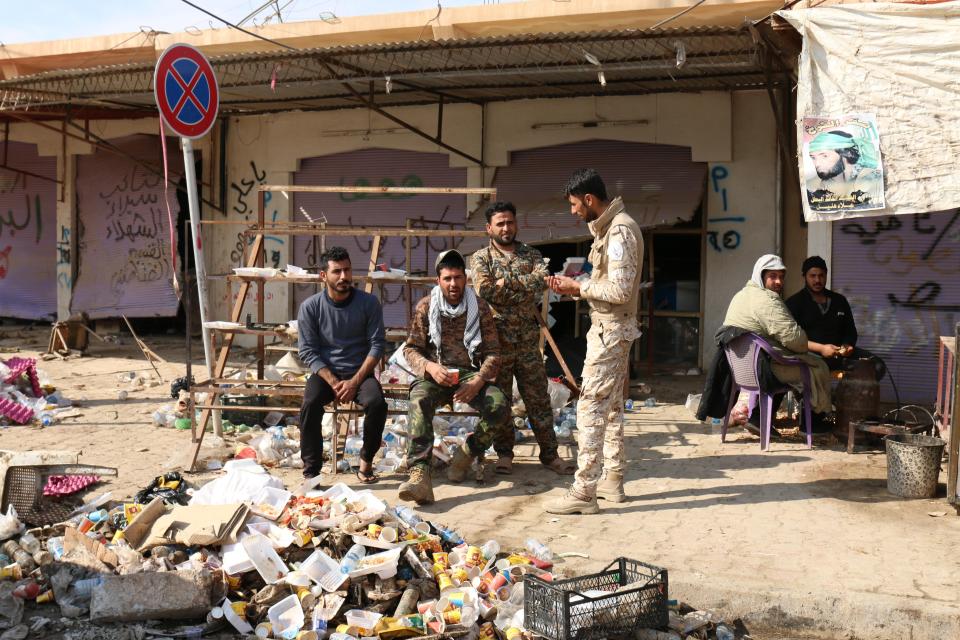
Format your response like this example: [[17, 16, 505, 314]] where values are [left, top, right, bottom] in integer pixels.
[[398, 250, 510, 505]]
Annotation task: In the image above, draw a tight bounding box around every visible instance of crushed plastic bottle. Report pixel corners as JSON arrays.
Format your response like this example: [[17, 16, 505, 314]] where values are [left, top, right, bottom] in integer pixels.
[[644, 397, 657, 408], [18, 532, 40, 555], [624, 399, 634, 411], [393, 506, 423, 529], [339, 543, 366, 574], [716, 624, 735, 640], [524, 538, 552, 561]]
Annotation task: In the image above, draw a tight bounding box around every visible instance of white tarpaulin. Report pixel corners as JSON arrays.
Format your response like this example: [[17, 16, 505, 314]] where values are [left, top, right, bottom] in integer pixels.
[[779, 2, 960, 222]]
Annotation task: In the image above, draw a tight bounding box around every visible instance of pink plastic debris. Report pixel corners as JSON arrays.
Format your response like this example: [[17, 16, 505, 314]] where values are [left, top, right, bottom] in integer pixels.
[[0, 397, 34, 424], [3, 357, 42, 397], [44, 475, 100, 497]]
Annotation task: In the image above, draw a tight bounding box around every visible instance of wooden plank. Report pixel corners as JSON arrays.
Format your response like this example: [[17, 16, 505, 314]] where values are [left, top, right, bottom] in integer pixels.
[[188, 233, 265, 471], [241, 226, 488, 238], [364, 236, 382, 295], [258, 185, 496, 195], [193, 405, 478, 417]]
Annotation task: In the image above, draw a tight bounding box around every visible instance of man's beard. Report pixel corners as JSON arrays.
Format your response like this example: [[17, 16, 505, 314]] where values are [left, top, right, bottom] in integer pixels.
[[332, 280, 352, 291], [816, 158, 845, 180], [491, 232, 515, 248]]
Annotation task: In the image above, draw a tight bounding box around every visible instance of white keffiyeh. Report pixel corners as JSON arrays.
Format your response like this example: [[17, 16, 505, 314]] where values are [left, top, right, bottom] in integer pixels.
[[429, 285, 481, 364]]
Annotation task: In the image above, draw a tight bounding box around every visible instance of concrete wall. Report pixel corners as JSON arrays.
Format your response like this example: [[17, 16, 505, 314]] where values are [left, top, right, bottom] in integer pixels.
[[213, 92, 737, 333], [702, 91, 779, 364]]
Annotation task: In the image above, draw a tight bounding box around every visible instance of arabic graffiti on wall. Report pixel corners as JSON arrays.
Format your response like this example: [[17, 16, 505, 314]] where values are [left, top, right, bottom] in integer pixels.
[[0, 145, 57, 319], [229, 160, 284, 268], [833, 209, 960, 401], [707, 165, 742, 253]]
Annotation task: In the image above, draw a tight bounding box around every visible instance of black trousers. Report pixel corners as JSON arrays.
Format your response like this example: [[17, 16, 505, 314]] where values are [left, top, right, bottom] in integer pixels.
[[299, 373, 388, 477]]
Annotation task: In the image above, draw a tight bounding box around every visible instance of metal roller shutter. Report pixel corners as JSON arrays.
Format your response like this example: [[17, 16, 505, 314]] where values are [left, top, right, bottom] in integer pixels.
[[830, 210, 960, 404], [72, 135, 183, 318], [0, 142, 57, 320], [291, 148, 468, 328]]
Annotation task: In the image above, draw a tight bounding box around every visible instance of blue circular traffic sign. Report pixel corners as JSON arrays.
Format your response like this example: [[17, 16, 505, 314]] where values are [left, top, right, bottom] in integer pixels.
[[154, 43, 219, 139]]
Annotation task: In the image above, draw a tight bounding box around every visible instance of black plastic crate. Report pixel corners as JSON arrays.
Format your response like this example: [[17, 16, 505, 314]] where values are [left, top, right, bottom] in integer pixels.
[[220, 394, 268, 425], [524, 557, 668, 640]]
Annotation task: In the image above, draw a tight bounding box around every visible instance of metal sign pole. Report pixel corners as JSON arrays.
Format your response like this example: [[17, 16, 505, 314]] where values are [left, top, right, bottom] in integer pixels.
[[181, 137, 222, 436]]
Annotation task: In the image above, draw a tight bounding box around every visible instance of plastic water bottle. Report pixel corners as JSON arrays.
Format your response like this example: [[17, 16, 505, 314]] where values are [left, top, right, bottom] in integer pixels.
[[715, 624, 735, 640], [393, 506, 423, 529], [644, 397, 657, 408], [339, 543, 366, 574], [72, 576, 103, 596], [624, 399, 634, 411], [555, 423, 572, 439], [336, 459, 351, 473], [37, 411, 55, 427], [525, 538, 552, 561], [481, 540, 500, 561], [434, 525, 463, 545], [344, 436, 363, 465], [18, 532, 40, 555]]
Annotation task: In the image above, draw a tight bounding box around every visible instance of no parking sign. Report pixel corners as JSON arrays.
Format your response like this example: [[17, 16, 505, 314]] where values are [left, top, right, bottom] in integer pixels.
[[153, 43, 219, 139]]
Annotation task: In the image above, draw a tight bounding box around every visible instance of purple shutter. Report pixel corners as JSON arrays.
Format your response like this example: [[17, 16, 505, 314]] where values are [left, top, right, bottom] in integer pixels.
[[0, 142, 57, 319], [72, 135, 183, 318], [491, 139, 707, 237], [830, 211, 960, 403], [291, 148, 467, 327]]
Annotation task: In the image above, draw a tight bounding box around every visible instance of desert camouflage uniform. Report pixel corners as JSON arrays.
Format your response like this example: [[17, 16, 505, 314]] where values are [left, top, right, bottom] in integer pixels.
[[471, 242, 560, 463], [571, 197, 643, 500], [403, 296, 509, 469]]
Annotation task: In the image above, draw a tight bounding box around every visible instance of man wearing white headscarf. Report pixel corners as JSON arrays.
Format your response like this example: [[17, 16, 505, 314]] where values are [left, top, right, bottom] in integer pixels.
[[723, 254, 836, 423]]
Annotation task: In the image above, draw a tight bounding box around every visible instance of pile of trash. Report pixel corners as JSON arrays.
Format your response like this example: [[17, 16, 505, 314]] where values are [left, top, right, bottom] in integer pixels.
[[0, 462, 565, 639], [0, 357, 73, 428]]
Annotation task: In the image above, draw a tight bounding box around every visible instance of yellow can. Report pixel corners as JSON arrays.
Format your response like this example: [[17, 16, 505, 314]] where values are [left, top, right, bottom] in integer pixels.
[[36, 590, 55, 604], [442, 608, 461, 624], [436, 571, 453, 592], [450, 567, 469, 585], [0, 564, 22, 581], [297, 586, 316, 609], [505, 627, 523, 640], [465, 546, 483, 567], [293, 529, 314, 547], [367, 524, 383, 539], [432, 552, 449, 568], [431, 562, 447, 577], [230, 600, 247, 617], [254, 622, 272, 638]]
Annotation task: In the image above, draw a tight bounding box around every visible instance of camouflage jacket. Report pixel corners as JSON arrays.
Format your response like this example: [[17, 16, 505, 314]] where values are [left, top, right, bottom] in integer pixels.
[[470, 241, 548, 344], [404, 295, 501, 382]]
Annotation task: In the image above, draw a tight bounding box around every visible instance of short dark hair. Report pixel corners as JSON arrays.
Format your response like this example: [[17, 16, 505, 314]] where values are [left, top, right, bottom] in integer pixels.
[[319, 246, 350, 272], [436, 253, 466, 276], [564, 168, 608, 202], [484, 201, 516, 223]]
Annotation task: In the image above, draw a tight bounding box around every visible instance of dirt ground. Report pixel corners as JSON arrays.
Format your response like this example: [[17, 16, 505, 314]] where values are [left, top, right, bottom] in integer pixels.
[[1, 324, 959, 639]]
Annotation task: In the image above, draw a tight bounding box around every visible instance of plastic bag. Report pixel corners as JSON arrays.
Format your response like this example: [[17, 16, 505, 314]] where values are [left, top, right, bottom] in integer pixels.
[[134, 472, 190, 506], [547, 379, 572, 413], [0, 505, 24, 541]]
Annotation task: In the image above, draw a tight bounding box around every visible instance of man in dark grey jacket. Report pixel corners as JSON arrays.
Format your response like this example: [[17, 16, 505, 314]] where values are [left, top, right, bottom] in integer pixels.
[[298, 246, 387, 482]]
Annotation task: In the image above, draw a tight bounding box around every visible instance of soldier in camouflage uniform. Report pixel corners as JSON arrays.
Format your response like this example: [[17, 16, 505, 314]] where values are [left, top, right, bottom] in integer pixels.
[[398, 249, 509, 505], [471, 201, 574, 476], [545, 169, 643, 515]]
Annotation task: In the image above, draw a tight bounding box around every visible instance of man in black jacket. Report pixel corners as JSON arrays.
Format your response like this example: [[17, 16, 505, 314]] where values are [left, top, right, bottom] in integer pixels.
[[785, 256, 885, 380]]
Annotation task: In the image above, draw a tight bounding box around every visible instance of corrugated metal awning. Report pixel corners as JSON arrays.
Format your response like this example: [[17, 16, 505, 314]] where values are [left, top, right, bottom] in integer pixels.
[[0, 26, 775, 117]]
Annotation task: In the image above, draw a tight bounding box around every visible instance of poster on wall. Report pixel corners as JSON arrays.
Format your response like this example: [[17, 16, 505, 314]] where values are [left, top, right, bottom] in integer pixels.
[[801, 113, 885, 215]]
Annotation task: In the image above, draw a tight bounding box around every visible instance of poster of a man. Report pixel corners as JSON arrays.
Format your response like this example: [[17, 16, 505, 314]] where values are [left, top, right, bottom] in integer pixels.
[[802, 114, 885, 214]]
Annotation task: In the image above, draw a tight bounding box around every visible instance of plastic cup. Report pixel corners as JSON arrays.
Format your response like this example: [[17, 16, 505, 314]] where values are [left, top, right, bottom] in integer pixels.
[[378, 526, 398, 544], [447, 369, 459, 385]]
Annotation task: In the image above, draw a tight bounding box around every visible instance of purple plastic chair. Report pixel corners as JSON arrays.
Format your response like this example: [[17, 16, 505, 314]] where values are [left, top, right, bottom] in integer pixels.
[[721, 333, 813, 451]]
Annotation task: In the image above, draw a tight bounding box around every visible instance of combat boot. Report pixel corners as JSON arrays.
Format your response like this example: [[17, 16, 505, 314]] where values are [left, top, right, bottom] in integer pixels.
[[545, 489, 599, 515], [596, 470, 625, 502], [446, 443, 474, 483], [398, 466, 434, 504]]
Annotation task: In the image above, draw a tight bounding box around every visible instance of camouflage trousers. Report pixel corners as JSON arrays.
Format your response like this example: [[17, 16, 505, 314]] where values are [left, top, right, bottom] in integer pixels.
[[493, 341, 559, 463], [406, 370, 510, 470], [571, 324, 632, 500]]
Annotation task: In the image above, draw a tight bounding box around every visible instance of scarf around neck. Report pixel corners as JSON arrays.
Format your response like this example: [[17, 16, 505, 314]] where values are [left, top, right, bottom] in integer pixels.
[[428, 285, 481, 364]]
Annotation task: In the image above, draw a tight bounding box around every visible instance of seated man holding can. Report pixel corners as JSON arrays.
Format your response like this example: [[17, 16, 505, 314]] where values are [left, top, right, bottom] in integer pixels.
[[397, 250, 510, 505]]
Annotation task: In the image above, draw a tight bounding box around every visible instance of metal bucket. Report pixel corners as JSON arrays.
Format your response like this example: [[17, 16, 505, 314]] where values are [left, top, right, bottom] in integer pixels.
[[885, 434, 946, 498]]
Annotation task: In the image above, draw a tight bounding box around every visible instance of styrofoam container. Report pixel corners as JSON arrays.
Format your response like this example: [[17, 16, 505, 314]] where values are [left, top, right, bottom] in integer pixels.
[[221, 597, 254, 634], [223, 459, 267, 474], [242, 533, 289, 584], [249, 486, 292, 520], [247, 521, 295, 550], [347, 546, 403, 580], [350, 490, 387, 525], [268, 593, 304, 638], [300, 548, 348, 592], [351, 534, 400, 551], [345, 609, 383, 630], [321, 483, 358, 503], [221, 539, 255, 575]]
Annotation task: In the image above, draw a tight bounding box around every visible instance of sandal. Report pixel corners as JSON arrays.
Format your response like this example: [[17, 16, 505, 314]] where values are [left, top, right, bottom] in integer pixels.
[[494, 455, 513, 475], [542, 457, 576, 475], [356, 463, 379, 484]]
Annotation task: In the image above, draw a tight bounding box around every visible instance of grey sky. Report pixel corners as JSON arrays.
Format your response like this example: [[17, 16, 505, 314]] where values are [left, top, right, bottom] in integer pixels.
[[0, 0, 491, 45]]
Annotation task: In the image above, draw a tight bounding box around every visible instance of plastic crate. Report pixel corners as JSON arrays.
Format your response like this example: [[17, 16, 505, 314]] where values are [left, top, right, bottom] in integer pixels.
[[221, 394, 268, 425], [524, 557, 668, 640]]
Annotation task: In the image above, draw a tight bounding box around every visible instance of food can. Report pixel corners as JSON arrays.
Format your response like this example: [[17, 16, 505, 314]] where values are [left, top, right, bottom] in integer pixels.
[[465, 546, 483, 567], [293, 529, 313, 547], [436, 571, 453, 592], [297, 586, 316, 609], [432, 552, 449, 568], [431, 562, 447, 577], [505, 627, 523, 640], [367, 524, 383, 539], [254, 622, 272, 638], [36, 590, 55, 604], [0, 564, 22, 581], [450, 567, 469, 585], [479, 622, 496, 640], [442, 608, 462, 624]]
